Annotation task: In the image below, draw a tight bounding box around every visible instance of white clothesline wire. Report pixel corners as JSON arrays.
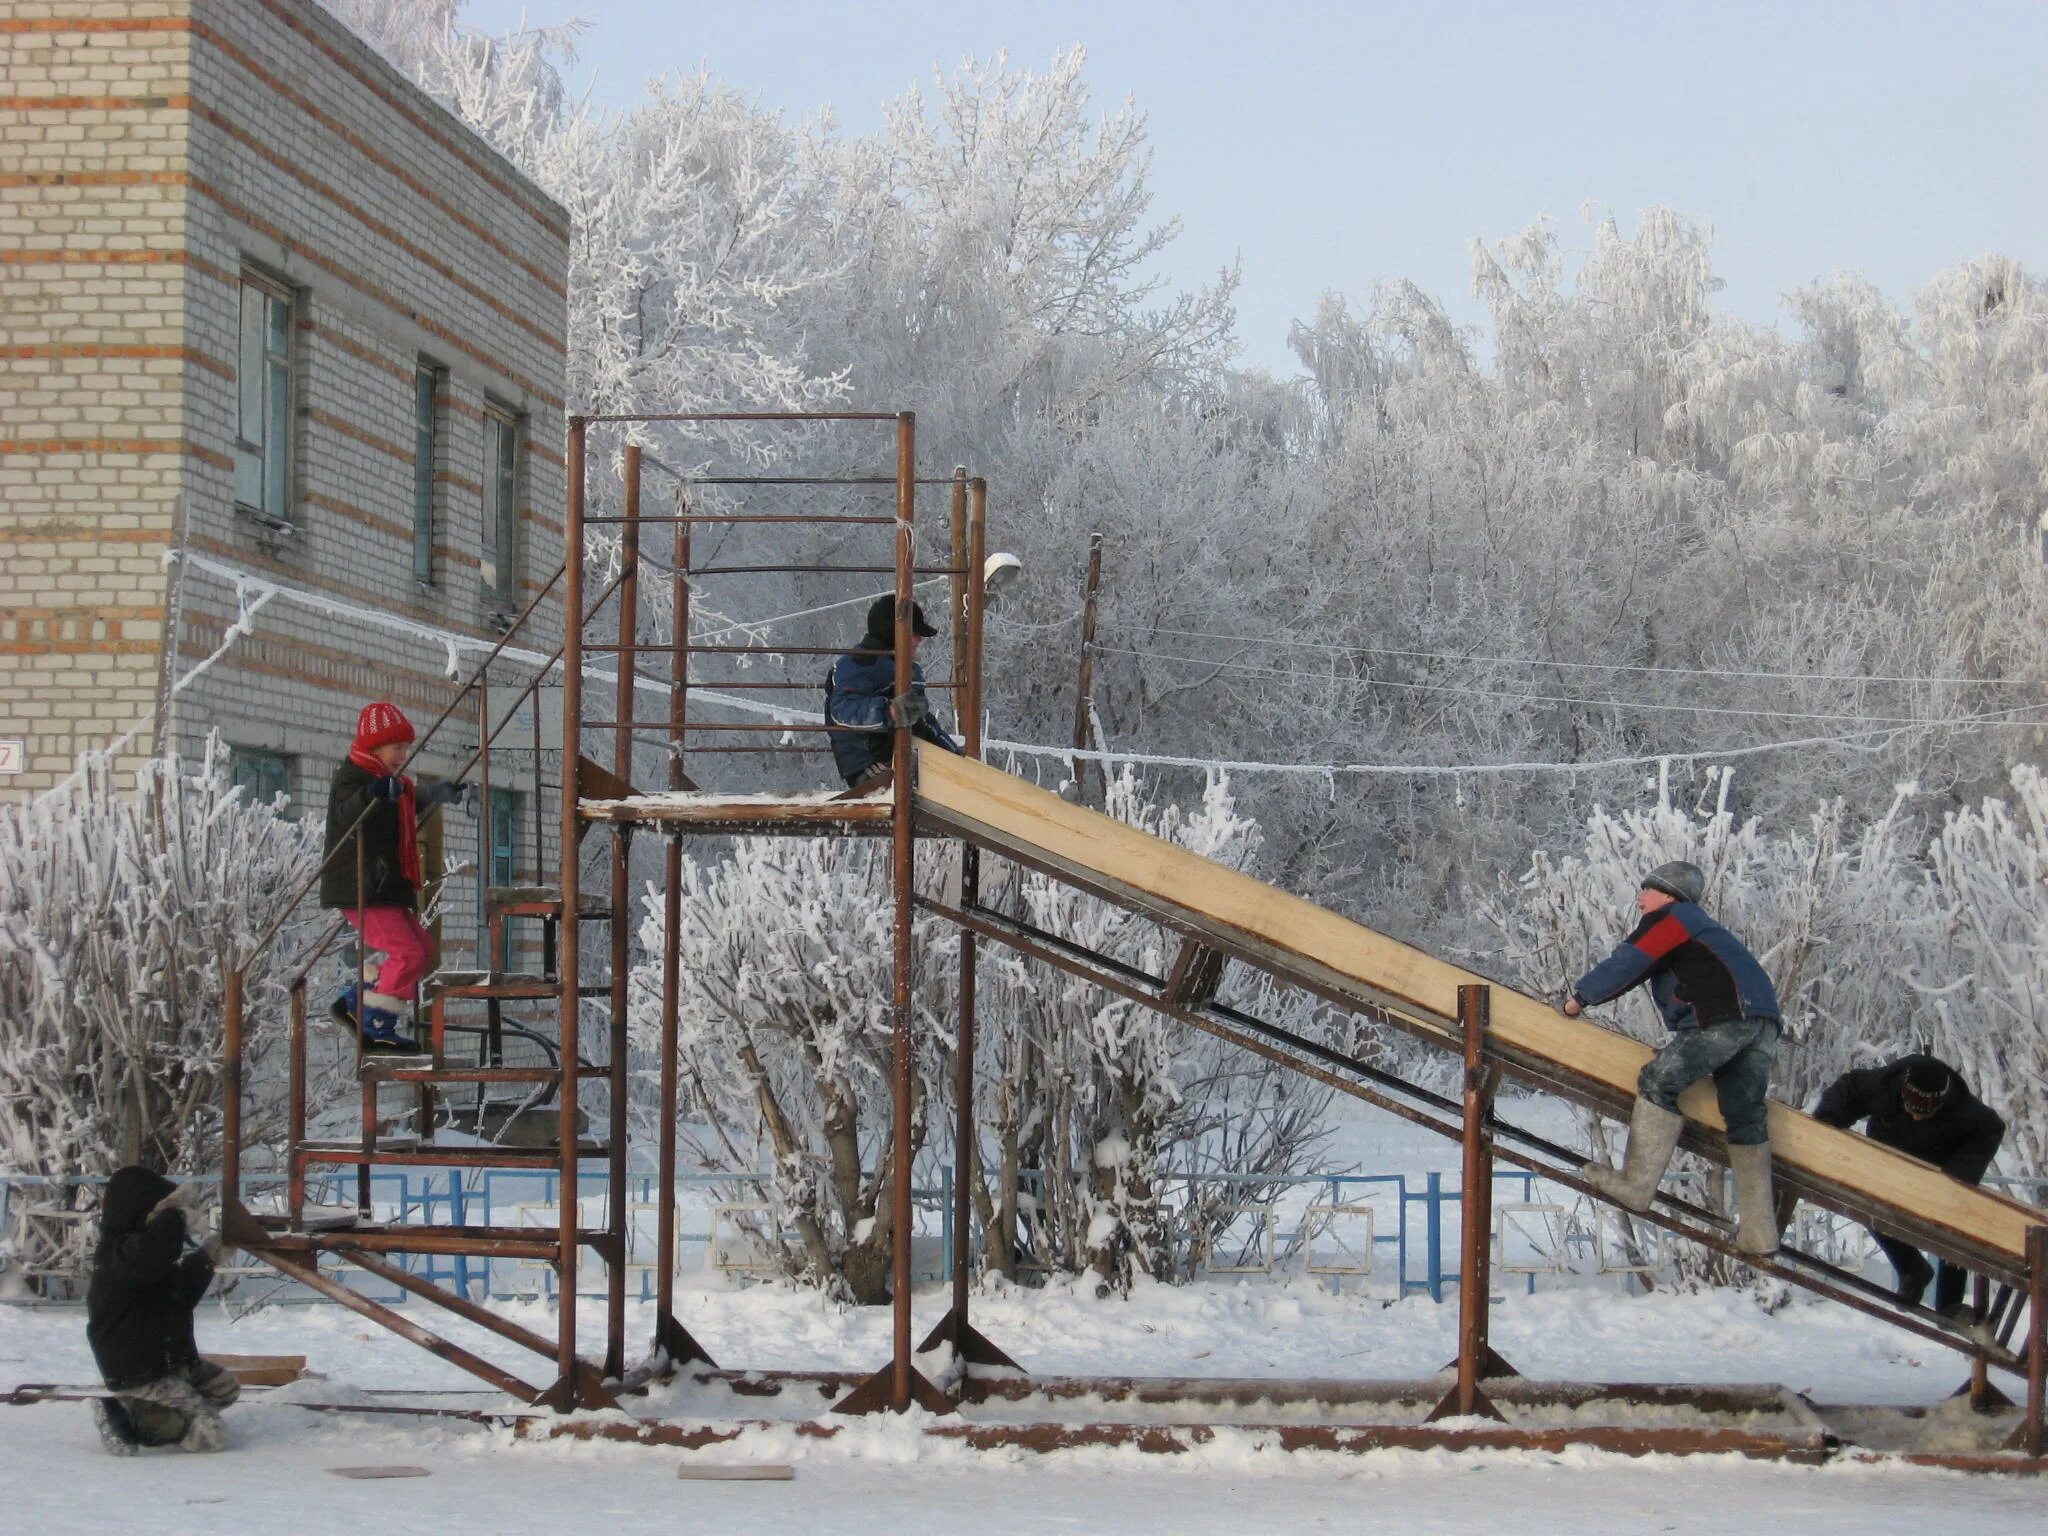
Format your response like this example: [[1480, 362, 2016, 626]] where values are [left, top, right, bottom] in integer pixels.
[[154, 553, 2046, 787]]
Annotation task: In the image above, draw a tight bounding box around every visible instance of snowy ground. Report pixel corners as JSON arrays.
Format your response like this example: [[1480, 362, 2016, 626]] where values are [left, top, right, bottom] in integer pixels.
[[6, 1104, 2038, 1531], [5, 1259, 2042, 1532]]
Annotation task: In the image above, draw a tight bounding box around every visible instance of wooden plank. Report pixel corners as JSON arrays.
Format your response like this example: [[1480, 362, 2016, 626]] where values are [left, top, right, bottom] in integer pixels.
[[203, 1353, 306, 1386], [914, 746, 2045, 1270], [580, 790, 893, 825], [675, 1463, 796, 1481], [328, 1466, 432, 1480]]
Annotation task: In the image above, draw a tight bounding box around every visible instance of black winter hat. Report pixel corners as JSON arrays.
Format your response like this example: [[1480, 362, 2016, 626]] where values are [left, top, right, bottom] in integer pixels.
[[1902, 1059, 1954, 1116], [99, 1166, 176, 1243], [864, 596, 938, 641]]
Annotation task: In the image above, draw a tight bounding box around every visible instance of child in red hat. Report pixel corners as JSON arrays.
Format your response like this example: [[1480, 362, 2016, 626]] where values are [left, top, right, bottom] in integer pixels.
[[319, 702, 467, 1052]]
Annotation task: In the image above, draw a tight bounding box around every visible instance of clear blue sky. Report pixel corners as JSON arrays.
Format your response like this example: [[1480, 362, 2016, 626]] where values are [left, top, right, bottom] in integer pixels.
[[467, 0, 2047, 374]]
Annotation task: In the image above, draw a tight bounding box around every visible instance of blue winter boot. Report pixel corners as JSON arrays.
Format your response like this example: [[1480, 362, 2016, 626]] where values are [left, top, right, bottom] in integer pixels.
[[357, 1000, 423, 1055], [328, 982, 361, 1031]]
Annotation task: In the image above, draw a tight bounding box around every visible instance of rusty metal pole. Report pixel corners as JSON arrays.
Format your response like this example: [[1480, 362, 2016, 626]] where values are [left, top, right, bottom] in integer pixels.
[[288, 981, 306, 1229], [478, 665, 493, 892], [1965, 1273, 1999, 1411], [1068, 532, 1104, 799], [222, 968, 243, 1214], [354, 835, 370, 1216], [949, 468, 969, 712], [888, 411, 918, 1413], [1427, 983, 1505, 1423], [554, 417, 587, 1404], [601, 445, 641, 1379], [2022, 1225, 2047, 1456], [966, 480, 988, 758], [655, 511, 687, 1358], [948, 849, 979, 1329]]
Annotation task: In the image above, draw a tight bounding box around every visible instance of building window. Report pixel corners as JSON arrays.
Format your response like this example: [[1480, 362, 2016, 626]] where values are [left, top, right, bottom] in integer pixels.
[[228, 745, 293, 808], [412, 364, 441, 586], [481, 405, 522, 610], [487, 788, 521, 887], [234, 272, 294, 526]]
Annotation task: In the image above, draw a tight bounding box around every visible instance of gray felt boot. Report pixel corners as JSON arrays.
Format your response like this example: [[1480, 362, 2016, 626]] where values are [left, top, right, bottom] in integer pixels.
[[1581, 1098, 1684, 1213], [1729, 1141, 1782, 1257]]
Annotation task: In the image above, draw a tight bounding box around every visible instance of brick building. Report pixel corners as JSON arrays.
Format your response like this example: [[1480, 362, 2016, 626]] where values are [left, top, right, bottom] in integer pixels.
[[1, 0, 570, 950]]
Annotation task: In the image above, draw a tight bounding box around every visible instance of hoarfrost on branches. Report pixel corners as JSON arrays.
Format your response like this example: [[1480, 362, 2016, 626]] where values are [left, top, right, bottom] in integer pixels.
[[630, 771, 1338, 1300], [0, 740, 321, 1289]]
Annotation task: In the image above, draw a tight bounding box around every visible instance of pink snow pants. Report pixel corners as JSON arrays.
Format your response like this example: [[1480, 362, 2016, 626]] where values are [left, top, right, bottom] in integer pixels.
[[343, 906, 434, 998]]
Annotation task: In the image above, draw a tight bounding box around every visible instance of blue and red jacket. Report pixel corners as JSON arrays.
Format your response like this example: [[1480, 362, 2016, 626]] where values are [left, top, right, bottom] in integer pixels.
[[1571, 900, 1780, 1032]]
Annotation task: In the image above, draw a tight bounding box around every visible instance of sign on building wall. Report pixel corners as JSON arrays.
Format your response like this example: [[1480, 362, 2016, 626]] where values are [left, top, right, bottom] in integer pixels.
[[485, 684, 564, 756], [0, 739, 25, 775]]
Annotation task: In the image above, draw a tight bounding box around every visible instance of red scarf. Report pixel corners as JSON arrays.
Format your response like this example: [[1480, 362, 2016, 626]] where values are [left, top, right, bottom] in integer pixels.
[[348, 746, 421, 888]]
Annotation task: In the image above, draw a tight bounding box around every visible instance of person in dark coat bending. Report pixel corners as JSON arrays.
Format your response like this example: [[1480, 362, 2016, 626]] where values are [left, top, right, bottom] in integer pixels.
[[1813, 1053, 2006, 1315], [85, 1167, 240, 1454], [824, 596, 961, 793]]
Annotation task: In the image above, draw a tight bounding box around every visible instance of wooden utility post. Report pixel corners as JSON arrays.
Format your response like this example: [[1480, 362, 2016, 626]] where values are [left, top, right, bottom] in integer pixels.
[[1068, 532, 1104, 800]]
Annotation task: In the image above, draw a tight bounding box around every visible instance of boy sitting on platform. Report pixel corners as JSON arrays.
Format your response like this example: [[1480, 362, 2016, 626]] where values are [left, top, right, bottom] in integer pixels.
[[823, 597, 961, 793]]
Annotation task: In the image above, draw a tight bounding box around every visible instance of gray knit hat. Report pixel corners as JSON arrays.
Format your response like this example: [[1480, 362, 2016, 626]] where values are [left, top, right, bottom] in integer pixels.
[[1641, 860, 1706, 905]]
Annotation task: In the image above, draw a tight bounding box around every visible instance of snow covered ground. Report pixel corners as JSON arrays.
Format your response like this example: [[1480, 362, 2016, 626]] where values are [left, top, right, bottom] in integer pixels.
[[5, 1238, 2042, 1531]]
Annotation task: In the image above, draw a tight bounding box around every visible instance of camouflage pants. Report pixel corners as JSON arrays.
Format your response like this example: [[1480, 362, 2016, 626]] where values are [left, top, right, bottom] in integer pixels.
[[1637, 1017, 1780, 1146], [117, 1359, 241, 1452]]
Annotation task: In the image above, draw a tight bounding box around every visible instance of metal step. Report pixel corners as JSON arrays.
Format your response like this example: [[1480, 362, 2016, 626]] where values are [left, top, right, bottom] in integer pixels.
[[485, 885, 610, 919], [243, 1221, 597, 1262], [425, 971, 609, 1002], [294, 1140, 610, 1170], [356, 1062, 607, 1084]]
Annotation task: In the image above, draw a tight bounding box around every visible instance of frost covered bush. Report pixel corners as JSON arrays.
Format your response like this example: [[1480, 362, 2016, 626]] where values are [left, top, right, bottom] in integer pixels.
[[1920, 766, 2048, 1180], [0, 741, 319, 1288], [972, 770, 1338, 1293], [1483, 763, 2048, 1282], [631, 771, 1338, 1301], [629, 834, 962, 1305]]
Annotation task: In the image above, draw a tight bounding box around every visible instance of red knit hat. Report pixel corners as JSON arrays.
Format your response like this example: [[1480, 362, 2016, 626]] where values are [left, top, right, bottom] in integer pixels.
[[354, 701, 415, 753]]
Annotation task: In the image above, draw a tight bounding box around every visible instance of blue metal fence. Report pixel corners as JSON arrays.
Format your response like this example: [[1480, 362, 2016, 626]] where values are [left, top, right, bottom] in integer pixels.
[[12, 1167, 2037, 1306]]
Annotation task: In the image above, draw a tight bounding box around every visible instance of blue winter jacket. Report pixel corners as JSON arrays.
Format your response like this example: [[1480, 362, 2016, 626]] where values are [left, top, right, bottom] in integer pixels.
[[824, 642, 959, 785], [1570, 900, 1780, 1032]]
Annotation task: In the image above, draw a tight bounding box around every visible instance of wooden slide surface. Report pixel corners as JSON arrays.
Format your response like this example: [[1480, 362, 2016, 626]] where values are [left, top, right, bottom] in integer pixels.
[[915, 747, 2043, 1277]]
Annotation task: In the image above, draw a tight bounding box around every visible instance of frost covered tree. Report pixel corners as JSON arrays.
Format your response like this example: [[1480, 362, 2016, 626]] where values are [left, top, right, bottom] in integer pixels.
[[329, 0, 2048, 1218], [629, 771, 1336, 1300], [628, 834, 961, 1304], [970, 771, 1336, 1293], [1919, 765, 2048, 1179], [0, 742, 320, 1287]]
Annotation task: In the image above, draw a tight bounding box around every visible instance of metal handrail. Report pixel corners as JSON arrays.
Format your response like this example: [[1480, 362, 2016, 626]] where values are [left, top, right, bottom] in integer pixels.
[[233, 561, 571, 974]]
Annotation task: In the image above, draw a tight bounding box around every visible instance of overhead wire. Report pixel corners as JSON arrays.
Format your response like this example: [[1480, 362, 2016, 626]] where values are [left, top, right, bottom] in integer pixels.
[[1090, 642, 2048, 728], [1095, 620, 2034, 689]]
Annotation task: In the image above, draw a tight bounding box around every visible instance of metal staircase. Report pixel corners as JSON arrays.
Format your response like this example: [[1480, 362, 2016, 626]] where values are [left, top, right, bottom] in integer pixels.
[[215, 410, 952, 1411]]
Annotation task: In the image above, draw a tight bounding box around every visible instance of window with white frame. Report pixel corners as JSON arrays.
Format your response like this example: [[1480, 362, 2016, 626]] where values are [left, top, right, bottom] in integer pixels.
[[234, 272, 294, 525], [481, 404, 522, 609]]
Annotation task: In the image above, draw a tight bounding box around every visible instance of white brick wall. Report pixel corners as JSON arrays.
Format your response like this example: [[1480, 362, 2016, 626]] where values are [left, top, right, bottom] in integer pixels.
[[1, 1, 571, 945]]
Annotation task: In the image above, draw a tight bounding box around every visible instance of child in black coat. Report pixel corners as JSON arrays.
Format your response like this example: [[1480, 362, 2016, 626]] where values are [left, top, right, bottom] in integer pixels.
[[85, 1167, 240, 1454]]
